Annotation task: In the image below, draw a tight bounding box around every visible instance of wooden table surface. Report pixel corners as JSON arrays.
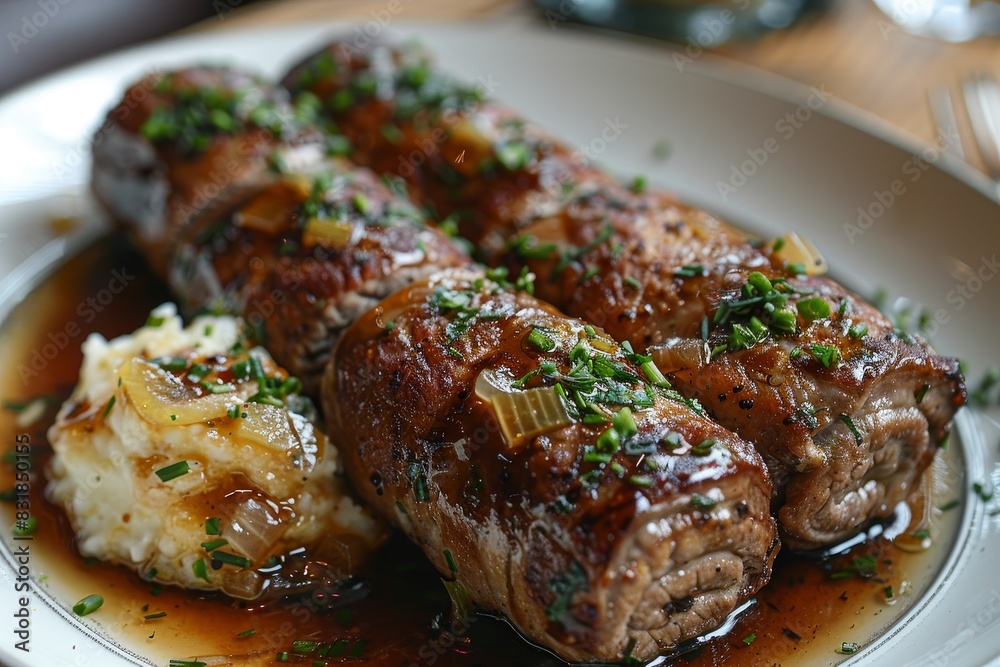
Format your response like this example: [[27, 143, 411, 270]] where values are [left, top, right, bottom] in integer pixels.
[[196, 0, 1000, 176]]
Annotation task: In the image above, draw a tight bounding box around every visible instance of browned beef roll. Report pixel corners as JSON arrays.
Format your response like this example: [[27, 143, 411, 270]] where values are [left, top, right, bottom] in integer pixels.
[[325, 268, 777, 662], [90, 66, 780, 661], [284, 42, 966, 549], [90, 66, 470, 393]]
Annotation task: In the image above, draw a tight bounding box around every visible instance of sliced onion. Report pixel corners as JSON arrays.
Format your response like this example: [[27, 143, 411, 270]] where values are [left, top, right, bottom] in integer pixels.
[[650, 338, 708, 374], [589, 336, 616, 354], [232, 403, 294, 451], [302, 217, 355, 248], [475, 369, 574, 449], [222, 494, 288, 563], [235, 184, 302, 234], [120, 357, 232, 426], [232, 404, 318, 473], [221, 568, 266, 600], [773, 232, 828, 275]]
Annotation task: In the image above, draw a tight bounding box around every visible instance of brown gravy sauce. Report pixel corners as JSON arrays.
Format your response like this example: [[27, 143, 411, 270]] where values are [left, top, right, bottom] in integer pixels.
[[0, 239, 962, 666]]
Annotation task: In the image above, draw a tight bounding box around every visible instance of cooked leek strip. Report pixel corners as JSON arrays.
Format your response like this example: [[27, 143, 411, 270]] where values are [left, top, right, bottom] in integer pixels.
[[475, 369, 574, 449], [302, 218, 355, 248], [650, 338, 708, 374], [232, 402, 295, 452], [120, 358, 232, 426], [772, 232, 828, 275]]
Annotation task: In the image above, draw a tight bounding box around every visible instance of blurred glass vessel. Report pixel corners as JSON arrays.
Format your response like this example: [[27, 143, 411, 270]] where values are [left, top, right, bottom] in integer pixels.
[[534, 0, 826, 47], [871, 0, 1000, 41]]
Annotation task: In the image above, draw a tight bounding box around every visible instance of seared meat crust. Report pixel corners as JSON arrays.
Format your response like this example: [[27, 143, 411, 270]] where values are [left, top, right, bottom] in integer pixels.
[[90, 67, 469, 393], [285, 41, 966, 549], [325, 268, 777, 662], [90, 67, 778, 660]]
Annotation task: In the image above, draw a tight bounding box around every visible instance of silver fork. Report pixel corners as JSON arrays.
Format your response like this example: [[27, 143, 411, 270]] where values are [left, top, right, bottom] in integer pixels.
[[961, 73, 1000, 182], [929, 74, 1000, 192]]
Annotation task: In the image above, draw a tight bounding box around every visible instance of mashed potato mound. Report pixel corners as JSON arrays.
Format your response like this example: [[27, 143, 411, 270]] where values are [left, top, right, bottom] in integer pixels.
[[46, 304, 385, 599]]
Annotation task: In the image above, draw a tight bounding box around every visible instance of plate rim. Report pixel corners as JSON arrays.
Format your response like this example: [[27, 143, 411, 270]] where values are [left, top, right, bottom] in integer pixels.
[[0, 17, 994, 667]]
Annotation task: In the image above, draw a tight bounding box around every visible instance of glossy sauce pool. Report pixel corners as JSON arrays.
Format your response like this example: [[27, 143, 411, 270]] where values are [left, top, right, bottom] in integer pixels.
[[0, 239, 964, 667]]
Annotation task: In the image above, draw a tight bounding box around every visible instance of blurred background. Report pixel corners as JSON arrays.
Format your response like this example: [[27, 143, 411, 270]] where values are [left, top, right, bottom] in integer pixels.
[[0, 0, 998, 177]]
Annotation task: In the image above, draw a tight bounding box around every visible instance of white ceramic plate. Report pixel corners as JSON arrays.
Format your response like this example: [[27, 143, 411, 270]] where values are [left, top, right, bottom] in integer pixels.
[[1, 18, 999, 667]]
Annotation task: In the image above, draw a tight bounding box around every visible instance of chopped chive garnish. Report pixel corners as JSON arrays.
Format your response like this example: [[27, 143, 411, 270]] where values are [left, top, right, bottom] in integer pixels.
[[146, 313, 167, 327], [743, 633, 757, 645], [786, 262, 806, 275], [938, 499, 959, 512], [810, 344, 841, 368], [526, 327, 556, 353], [353, 192, 371, 215], [155, 461, 190, 482], [236, 628, 256, 637], [326, 639, 349, 657], [673, 264, 705, 278], [276, 652, 290, 663], [836, 642, 860, 655], [205, 518, 220, 535], [625, 276, 642, 290], [213, 551, 252, 568], [101, 395, 116, 420], [912, 528, 930, 540], [584, 324, 596, 337], [12, 516, 38, 537], [914, 384, 930, 404], [584, 448, 613, 464], [201, 381, 234, 394], [227, 405, 240, 419], [292, 640, 318, 654], [169, 661, 207, 667], [144, 611, 167, 620], [72, 594, 104, 616], [349, 640, 368, 658], [200, 538, 228, 552], [186, 363, 210, 383], [192, 558, 210, 582], [796, 297, 830, 322], [413, 471, 429, 502], [884, 585, 893, 599], [838, 414, 863, 445], [154, 357, 188, 372], [444, 548, 459, 573], [691, 494, 716, 510], [849, 323, 868, 339], [973, 482, 993, 501], [691, 439, 715, 456], [628, 475, 653, 488]]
